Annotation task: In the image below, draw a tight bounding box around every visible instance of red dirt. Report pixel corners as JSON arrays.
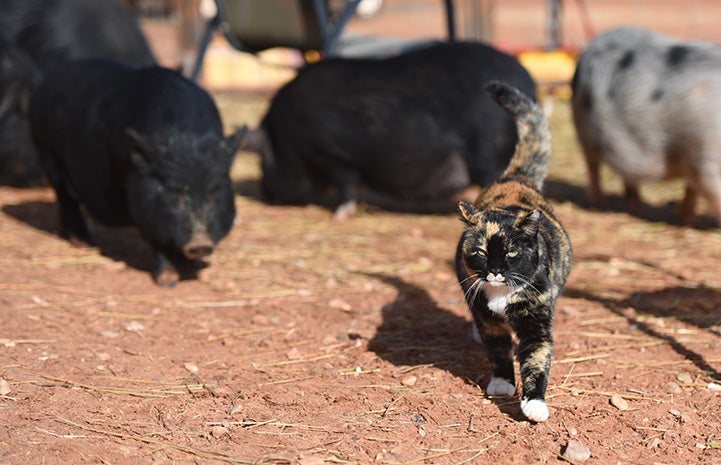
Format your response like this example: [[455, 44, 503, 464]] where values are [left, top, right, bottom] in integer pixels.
[[1, 97, 721, 464]]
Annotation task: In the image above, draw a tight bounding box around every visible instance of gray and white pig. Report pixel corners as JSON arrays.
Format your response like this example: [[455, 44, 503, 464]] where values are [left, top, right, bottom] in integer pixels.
[[257, 41, 537, 219], [572, 26, 721, 224], [29, 59, 245, 287]]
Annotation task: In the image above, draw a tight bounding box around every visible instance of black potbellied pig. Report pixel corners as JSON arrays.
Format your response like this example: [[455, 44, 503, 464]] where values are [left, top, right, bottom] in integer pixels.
[[29, 59, 245, 287], [257, 41, 537, 219], [572, 26, 721, 225], [0, 0, 155, 70], [0, 37, 43, 186], [0, 0, 156, 186]]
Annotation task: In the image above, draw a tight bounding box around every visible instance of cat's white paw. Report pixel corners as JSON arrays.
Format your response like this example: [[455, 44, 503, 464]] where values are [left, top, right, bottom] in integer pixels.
[[471, 323, 482, 343], [521, 398, 549, 422], [486, 377, 516, 397]]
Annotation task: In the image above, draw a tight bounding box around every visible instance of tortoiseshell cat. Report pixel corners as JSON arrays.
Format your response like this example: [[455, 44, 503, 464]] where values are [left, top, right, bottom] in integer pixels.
[[455, 81, 572, 422]]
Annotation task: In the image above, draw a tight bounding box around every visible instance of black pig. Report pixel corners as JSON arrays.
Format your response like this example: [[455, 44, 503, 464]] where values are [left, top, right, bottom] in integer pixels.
[[258, 41, 537, 219], [0, 0, 156, 187], [29, 59, 244, 287], [0, 0, 155, 70], [0, 37, 43, 186]]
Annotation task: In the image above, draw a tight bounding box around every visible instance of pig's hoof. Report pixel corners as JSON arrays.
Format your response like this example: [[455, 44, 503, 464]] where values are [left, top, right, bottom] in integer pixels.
[[67, 236, 93, 248], [333, 200, 357, 222], [155, 267, 180, 288]]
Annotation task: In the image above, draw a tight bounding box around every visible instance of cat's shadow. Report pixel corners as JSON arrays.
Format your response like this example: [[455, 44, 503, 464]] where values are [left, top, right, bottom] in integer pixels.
[[2, 200, 206, 282], [365, 272, 527, 421], [567, 284, 721, 380]]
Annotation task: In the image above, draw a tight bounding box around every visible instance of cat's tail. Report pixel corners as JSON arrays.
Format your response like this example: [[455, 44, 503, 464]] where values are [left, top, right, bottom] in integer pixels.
[[486, 80, 550, 191]]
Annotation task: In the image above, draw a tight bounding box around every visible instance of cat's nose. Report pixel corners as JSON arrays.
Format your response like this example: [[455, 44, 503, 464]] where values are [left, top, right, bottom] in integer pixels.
[[486, 272, 505, 282]]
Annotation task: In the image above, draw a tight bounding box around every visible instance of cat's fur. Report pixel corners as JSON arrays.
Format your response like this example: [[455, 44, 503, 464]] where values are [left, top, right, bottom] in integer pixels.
[[455, 81, 573, 422]]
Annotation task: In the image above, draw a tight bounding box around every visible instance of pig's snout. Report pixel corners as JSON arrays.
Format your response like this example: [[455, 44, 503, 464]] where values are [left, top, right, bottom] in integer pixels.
[[183, 233, 214, 260]]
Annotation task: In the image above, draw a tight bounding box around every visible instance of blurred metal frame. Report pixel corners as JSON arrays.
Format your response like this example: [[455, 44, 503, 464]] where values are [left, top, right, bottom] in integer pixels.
[[190, 0, 455, 81]]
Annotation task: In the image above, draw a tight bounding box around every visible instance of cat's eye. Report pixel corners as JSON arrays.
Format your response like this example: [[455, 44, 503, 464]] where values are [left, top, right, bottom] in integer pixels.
[[475, 248, 487, 256], [506, 250, 519, 258]]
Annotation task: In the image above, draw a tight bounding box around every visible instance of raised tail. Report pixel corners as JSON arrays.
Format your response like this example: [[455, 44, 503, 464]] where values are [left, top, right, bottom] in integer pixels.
[[486, 80, 550, 191]]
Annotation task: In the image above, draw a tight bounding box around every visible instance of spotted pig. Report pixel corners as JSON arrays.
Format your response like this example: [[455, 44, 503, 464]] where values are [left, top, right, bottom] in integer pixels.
[[572, 26, 721, 224]]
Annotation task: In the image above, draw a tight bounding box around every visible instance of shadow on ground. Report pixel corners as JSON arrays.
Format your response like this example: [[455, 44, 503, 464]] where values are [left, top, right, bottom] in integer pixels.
[[366, 273, 526, 421], [0, 200, 208, 282], [544, 179, 718, 229], [567, 284, 721, 380]]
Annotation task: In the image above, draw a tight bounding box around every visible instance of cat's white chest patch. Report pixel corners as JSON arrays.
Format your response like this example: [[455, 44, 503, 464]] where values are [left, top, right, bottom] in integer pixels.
[[483, 283, 513, 315]]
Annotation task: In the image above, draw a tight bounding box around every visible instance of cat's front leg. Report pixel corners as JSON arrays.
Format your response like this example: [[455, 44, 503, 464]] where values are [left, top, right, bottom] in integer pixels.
[[476, 316, 517, 397], [515, 328, 554, 422]]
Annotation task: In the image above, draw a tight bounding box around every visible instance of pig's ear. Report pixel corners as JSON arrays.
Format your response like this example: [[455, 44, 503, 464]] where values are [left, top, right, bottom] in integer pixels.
[[126, 127, 155, 172], [221, 125, 248, 157], [242, 127, 267, 153]]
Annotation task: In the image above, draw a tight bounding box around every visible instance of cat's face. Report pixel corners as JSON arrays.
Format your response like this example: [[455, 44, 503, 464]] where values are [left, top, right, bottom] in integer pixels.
[[459, 202, 541, 291]]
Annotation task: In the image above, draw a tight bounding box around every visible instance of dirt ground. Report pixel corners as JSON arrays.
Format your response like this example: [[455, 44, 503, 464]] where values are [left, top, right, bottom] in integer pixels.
[[2, 94, 721, 465]]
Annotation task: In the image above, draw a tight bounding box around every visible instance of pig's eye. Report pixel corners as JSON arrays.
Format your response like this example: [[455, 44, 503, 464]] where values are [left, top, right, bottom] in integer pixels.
[[207, 183, 223, 196], [166, 184, 186, 195]]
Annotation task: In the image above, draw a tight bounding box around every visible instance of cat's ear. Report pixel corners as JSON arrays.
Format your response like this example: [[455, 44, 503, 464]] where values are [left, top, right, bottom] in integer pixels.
[[517, 210, 541, 236], [458, 200, 480, 226]]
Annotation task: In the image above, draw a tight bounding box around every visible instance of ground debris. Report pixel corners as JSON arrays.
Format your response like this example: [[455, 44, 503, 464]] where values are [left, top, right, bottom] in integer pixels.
[[666, 382, 682, 393], [610, 394, 629, 411], [563, 439, 591, 461]]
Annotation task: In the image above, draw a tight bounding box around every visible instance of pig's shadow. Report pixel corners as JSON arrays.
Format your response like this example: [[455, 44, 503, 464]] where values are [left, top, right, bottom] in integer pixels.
[[233, 178, 262, 201], [365, 273, 526, 421], [567, 284, 721, 380], [2, 200, 206, 280], [544, 179, 718, 229]]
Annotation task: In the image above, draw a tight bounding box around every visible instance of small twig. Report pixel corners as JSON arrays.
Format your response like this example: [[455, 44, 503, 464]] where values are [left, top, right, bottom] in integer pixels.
[[565, 371, 604, 378], [56, 417, 253, 464], [35, 427, 86, 439], [261, 376, 316, 386], [453, 447, 491, 465], [562, 364, 575, 386], [555, 354, 611, 364], [562, 341, 663, 357], [36, 375, 207, 398], [552, 385, 664, 402], [253, 354, 334, 367], [579, 316, 628, 327]]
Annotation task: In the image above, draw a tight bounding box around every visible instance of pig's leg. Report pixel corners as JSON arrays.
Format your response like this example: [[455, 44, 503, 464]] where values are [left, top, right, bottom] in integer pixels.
[[695, 171, 721, 227], [333, 200, 357, 222], [623, 180, 642, 214], [39, 149, 92, 247], [584, 145, 605, 209], [332, 175, 361, 222], [680, 184, 697, 226], [153, 250, 180, 288], [55, 187, 92, 247]]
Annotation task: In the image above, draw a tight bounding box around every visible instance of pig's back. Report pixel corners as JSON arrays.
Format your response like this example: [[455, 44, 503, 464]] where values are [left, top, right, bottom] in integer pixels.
[[263, 41, 536, 190]]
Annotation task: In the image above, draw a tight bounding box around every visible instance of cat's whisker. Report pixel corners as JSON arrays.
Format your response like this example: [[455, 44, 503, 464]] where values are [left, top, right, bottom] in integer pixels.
[[464, 277, 482, 303], [459, 274, 480, 286], [507, 272, 541, 294], [463, 277, 482, 307], [470, 280, 485, 308]]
